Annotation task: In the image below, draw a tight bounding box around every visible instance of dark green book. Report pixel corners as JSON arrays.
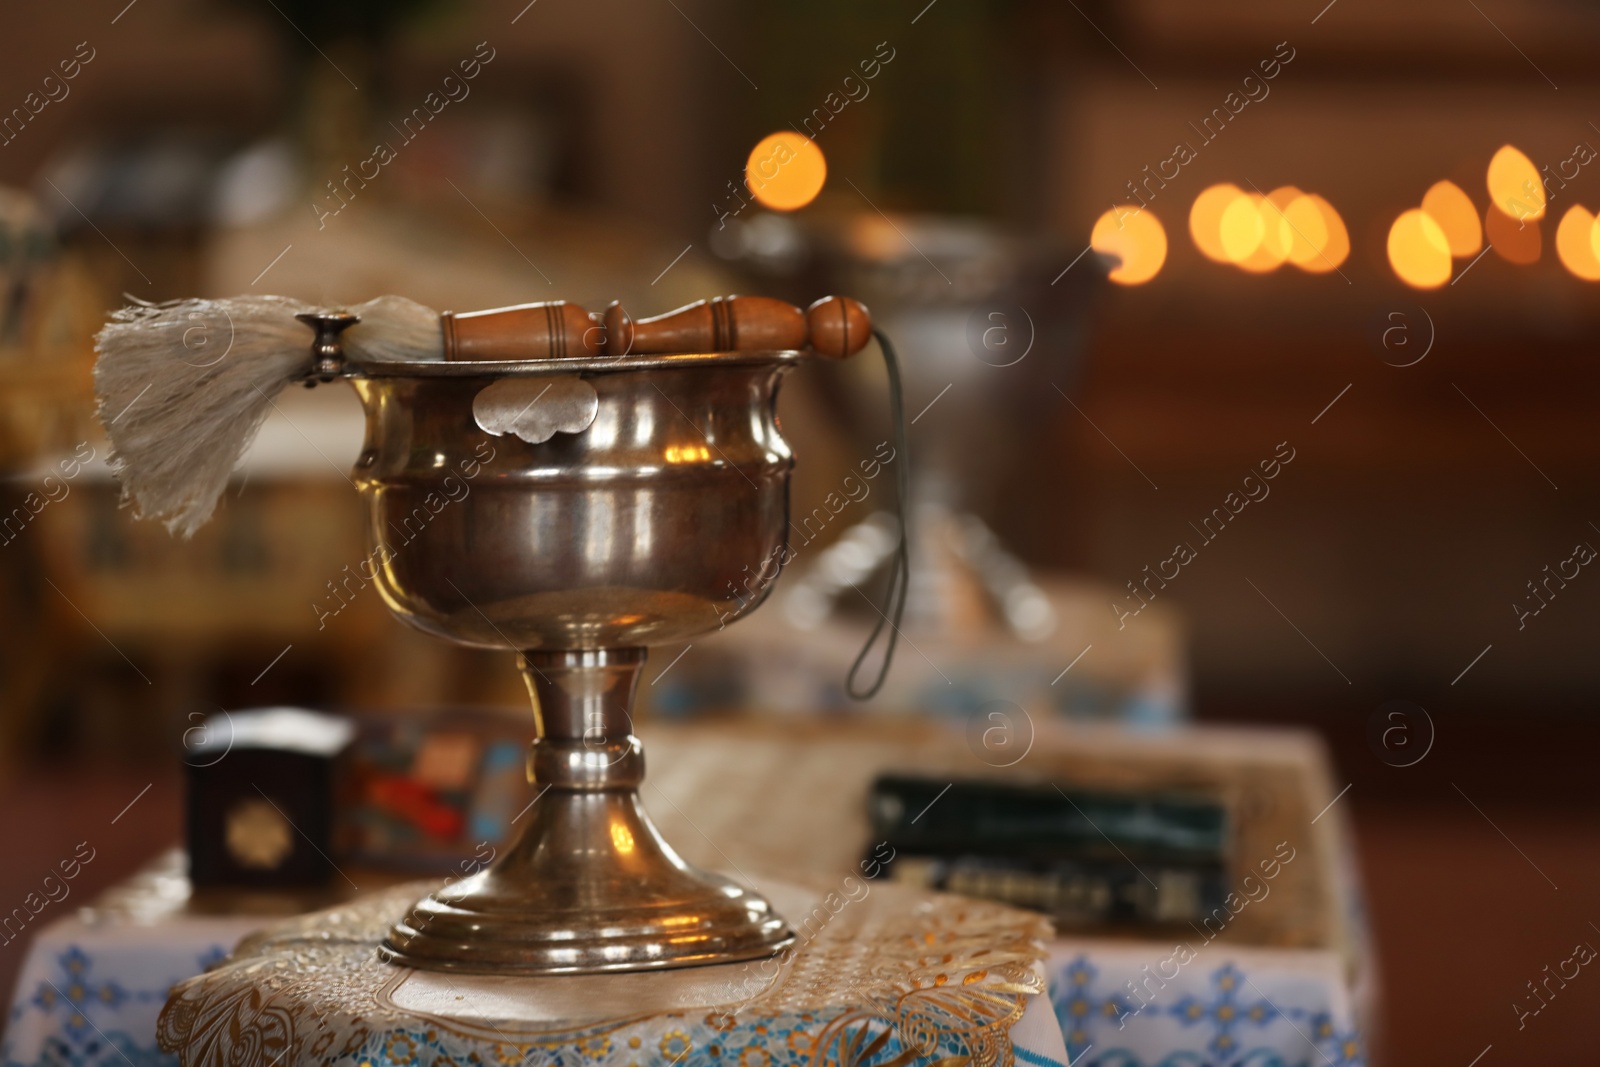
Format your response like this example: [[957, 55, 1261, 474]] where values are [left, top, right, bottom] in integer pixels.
[[868, 774, 1228, 864]]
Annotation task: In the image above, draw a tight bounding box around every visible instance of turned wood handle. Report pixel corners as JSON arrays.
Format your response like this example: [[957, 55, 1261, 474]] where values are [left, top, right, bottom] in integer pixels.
[[600, 295, 873, 358], [804, 295, 872, 359], [602, 296, 805, 356], [441, 301, 600, 361]]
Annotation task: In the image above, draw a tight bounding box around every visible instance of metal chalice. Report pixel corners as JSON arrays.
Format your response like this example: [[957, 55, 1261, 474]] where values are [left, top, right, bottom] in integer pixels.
[[338, 341, 806, 975]]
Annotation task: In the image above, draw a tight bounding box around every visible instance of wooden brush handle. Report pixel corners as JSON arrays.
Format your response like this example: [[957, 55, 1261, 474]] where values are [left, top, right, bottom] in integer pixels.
[[442, 301, 599, 361], [439, 295, 872, 361], [601, 296, 802, 356], [601, 295, 872, 358], [804, 295, 872, 359]]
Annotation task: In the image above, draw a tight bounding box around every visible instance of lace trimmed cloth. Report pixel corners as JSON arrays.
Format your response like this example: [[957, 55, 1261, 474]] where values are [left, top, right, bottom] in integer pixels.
[[156, 878, 1062, 1067]]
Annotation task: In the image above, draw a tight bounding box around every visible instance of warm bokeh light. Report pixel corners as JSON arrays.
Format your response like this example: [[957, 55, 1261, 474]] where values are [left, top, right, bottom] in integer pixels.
[[1421, 180, 1483, 257], [1555, 205, 1600, 280], [1486, 205, 1541, 264], [1238, 187, 1298, 272], [1190, 183, 1244, 263], [1388, 208, 1452, 288], [1239, 194, 1292, 273], [1281, 196, 1327, 265], [1274, 189, 1323, 267], [1091, 207, 1167, 284], [1486, 145, 1544, 222], [1287, 194, 1349, 272], [1264, 187, 1302, 251], [1219, 194, 1266, 264], [1190, 185, 1345, 275], [744, 132, 826, 211], [1312, 197, 1351, 272]]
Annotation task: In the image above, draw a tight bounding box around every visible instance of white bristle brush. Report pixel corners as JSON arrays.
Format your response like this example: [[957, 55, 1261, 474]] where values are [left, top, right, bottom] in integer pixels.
[[93, 293, 443, 538], [94, 292, 848, 538]]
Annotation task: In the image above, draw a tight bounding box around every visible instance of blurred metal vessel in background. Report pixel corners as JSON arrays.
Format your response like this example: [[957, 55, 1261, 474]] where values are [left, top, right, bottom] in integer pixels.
[[694, 211, 1188, 728], [715, 209, 1096, 643]]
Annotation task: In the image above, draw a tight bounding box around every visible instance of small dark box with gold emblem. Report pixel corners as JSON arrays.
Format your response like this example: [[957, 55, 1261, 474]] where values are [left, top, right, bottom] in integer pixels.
[[185, 707, 355, 888]]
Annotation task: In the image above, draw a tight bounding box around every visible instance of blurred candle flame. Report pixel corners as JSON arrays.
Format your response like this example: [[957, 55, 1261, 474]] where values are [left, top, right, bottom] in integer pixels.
[[1421, 180, 1483, 257], [1193, 184, 1346, 274], [1555, 205, 1600, 280], [1486, 145, 1545, 223], [1091, 207, 1167, 284], [1250, 186, 1302, 268], [1219, 193, 1268, 266], [1190, 183, 1244, 263], [1388, 208, 1452, 288], [1287, 194, 1349, 272], [745, 132, 826, 212]]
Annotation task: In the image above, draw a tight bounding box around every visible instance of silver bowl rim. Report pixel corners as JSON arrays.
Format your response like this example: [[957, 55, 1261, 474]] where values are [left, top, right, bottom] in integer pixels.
[[346, 348, 810, 378]]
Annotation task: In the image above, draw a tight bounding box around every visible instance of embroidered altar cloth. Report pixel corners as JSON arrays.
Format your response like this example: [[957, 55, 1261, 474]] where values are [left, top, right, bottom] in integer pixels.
[[154, 879, 1066, 1067]]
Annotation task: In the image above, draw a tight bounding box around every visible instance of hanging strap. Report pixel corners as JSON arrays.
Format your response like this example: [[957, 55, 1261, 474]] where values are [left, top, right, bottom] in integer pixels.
[[846, 327, 911, 700]]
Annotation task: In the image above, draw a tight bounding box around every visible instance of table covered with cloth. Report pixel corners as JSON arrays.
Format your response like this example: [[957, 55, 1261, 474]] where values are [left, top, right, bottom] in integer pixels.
[[4, 719, 1370, 1067], [0, 881, 1364, 1067]]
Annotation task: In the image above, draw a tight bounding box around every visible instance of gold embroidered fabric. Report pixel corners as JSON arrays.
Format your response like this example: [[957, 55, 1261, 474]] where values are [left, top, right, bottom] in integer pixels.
[[157, 878, 1049, 1067]]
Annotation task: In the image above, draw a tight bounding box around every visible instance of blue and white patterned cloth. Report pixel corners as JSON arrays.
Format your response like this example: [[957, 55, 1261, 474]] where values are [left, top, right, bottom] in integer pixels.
[[2, 911, 265, 1067], [2, 874, 1363, 1067], [1044, 940, 1366, 1067], [5, 876, 1071, 1067]]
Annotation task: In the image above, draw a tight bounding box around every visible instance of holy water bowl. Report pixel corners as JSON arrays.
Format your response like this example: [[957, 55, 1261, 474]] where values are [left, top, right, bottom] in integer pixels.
[[343, 350, 804, 974]]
